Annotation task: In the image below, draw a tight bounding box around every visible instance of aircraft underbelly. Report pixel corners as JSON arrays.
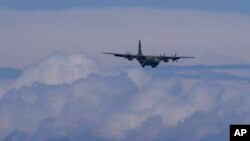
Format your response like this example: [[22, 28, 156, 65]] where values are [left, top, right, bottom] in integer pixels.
[[145, 60, 155, 65], [140, 58, 158, 66]]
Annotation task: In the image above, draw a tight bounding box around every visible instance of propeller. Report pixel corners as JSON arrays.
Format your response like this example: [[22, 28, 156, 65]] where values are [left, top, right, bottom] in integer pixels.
[[172, 54, 178, 62], [125, 51, 133, 60], [126, 51, 130, 55], [171, 54, 177, 57], [173, 59, 178, 62], [160, 54, 169, 62]]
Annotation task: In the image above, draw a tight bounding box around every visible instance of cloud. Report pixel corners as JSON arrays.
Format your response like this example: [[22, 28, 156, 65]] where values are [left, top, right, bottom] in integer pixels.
[[0, 52, 250, 141], [15, 52, 99, 87], [0, 74, 137, 141], [0, 52, 98, 98]]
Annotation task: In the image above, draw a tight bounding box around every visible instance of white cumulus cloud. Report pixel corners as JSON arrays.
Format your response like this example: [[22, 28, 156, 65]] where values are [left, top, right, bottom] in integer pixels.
[[0, 53, 250, 141], [15, 52, 99, 87]]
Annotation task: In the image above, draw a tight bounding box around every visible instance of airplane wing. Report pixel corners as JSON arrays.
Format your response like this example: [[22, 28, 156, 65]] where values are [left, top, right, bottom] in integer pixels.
[[103, 52, 140, 60], [158, 54, 195, 62]]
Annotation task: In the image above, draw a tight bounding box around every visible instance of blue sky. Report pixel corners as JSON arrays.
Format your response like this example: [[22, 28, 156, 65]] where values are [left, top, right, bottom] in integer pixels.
[[0, 0, 250, 14]]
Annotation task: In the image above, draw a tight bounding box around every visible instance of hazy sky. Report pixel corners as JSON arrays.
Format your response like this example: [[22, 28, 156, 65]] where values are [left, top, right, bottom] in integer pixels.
[[0, 1, 250, 141], [0, 0, 250, 68]]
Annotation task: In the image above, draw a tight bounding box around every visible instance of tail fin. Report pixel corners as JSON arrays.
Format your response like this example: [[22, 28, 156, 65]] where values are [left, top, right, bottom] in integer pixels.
[[138, 40, 142, 55]]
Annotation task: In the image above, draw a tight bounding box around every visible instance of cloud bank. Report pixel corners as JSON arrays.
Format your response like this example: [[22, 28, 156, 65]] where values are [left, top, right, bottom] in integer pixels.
[[0, 52, 250, 141]]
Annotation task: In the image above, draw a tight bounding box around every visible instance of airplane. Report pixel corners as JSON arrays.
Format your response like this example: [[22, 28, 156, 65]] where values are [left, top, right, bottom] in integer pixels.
[[103, 40, 195, 68]]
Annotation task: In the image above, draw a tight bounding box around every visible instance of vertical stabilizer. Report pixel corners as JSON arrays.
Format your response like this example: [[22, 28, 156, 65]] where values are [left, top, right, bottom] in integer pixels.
[[138, 40, 142, 55]]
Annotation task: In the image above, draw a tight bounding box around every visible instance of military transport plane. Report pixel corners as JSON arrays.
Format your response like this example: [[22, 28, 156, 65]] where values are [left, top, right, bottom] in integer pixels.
[[103, 40, 195, 68]]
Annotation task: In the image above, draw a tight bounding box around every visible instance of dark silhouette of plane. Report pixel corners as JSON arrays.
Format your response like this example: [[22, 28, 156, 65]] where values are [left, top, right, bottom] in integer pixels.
[[103, 40, 195, 68]]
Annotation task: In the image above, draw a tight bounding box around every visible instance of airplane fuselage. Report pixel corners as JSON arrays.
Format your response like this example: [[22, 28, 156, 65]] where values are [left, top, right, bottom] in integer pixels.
[[137, 56, 160, 68]]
